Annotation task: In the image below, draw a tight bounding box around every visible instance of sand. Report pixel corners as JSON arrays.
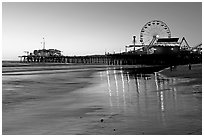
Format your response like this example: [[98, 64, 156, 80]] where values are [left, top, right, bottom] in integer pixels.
[[159, 64, 202, 86], [2, 63, 202, 135], [3, 65, 104, 134]]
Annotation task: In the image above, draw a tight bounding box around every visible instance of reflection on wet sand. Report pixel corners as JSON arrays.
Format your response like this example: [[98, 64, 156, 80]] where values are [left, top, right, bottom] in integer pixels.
[[113, 69, 119, 108], [120, 67, 126, 110], [102, 67, 190, 126], [106, 68, 113, 108]]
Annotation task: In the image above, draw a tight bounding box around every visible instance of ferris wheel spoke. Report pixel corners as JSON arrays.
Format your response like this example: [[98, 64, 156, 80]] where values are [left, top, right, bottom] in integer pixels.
[[159, 30, 169, 37], [144, 37, 153, 42], [143, 28, 152, 34], [142, 33, 153, 37], [156, 27, 168, 37], [157, 27, 164, 34], [143, 39, 152, 44]]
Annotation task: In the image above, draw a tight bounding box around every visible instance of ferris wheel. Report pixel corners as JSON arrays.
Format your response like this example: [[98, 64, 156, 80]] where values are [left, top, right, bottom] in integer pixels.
[[140, 20, 171, 46]]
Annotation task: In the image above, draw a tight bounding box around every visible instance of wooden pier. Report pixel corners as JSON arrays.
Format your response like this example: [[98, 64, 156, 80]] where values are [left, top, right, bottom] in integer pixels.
[[18, 51, 202, 66]]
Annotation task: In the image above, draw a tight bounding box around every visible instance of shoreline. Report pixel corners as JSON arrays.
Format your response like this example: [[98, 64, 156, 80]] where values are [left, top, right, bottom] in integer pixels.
[[159, 63, 202, 83], [2, 63, 166, 74], [2, 68, 96, 110]]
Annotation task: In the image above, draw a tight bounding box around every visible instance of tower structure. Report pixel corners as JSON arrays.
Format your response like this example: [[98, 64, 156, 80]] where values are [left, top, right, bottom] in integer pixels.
[[43, 37, 45, 49], [133, 35, 136, 51]]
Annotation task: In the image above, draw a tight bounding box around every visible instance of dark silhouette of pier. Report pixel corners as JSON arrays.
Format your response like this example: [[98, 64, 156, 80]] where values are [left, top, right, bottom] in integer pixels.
[[19, 51, 201, 66]]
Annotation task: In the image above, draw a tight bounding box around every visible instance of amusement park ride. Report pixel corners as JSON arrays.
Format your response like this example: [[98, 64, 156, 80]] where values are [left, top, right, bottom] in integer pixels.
[[125, 20, 202, 54]]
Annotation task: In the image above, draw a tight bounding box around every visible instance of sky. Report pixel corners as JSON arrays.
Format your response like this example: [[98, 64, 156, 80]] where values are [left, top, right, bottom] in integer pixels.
[[2, 2, 202, 60]]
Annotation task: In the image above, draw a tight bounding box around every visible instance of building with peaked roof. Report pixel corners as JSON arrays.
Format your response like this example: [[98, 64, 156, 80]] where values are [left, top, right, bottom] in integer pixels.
[[192, 43, 202, 54], [179, 37, 191, 51], [150, 37, 180, 54]]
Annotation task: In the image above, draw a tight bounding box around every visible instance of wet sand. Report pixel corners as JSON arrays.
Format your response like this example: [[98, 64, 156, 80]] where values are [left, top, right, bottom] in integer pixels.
[[2, 64, 202, 135], [3, 65, 106, 134], [160, 64, 201, 81], [159, 64, 202, 90]]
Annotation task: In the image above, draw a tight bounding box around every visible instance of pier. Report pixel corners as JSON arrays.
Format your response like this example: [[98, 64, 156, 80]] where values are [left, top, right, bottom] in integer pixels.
[[18, 51, 202, 66], [18, 20, 202, 66]]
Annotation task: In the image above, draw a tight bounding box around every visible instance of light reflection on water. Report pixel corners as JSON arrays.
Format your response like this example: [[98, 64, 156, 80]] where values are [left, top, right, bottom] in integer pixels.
[[98, 66, 201, 129]]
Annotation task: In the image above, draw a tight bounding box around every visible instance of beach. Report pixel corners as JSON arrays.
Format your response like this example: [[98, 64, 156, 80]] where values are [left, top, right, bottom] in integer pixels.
[[2, 63, 202, 135], [160, 64, 201, 79], [160, 64, 202, 91]]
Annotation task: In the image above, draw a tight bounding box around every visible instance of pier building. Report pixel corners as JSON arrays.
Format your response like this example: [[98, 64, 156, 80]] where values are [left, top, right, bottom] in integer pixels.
[[149, 38, 180, 54], [33, 49, 62, 57]]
